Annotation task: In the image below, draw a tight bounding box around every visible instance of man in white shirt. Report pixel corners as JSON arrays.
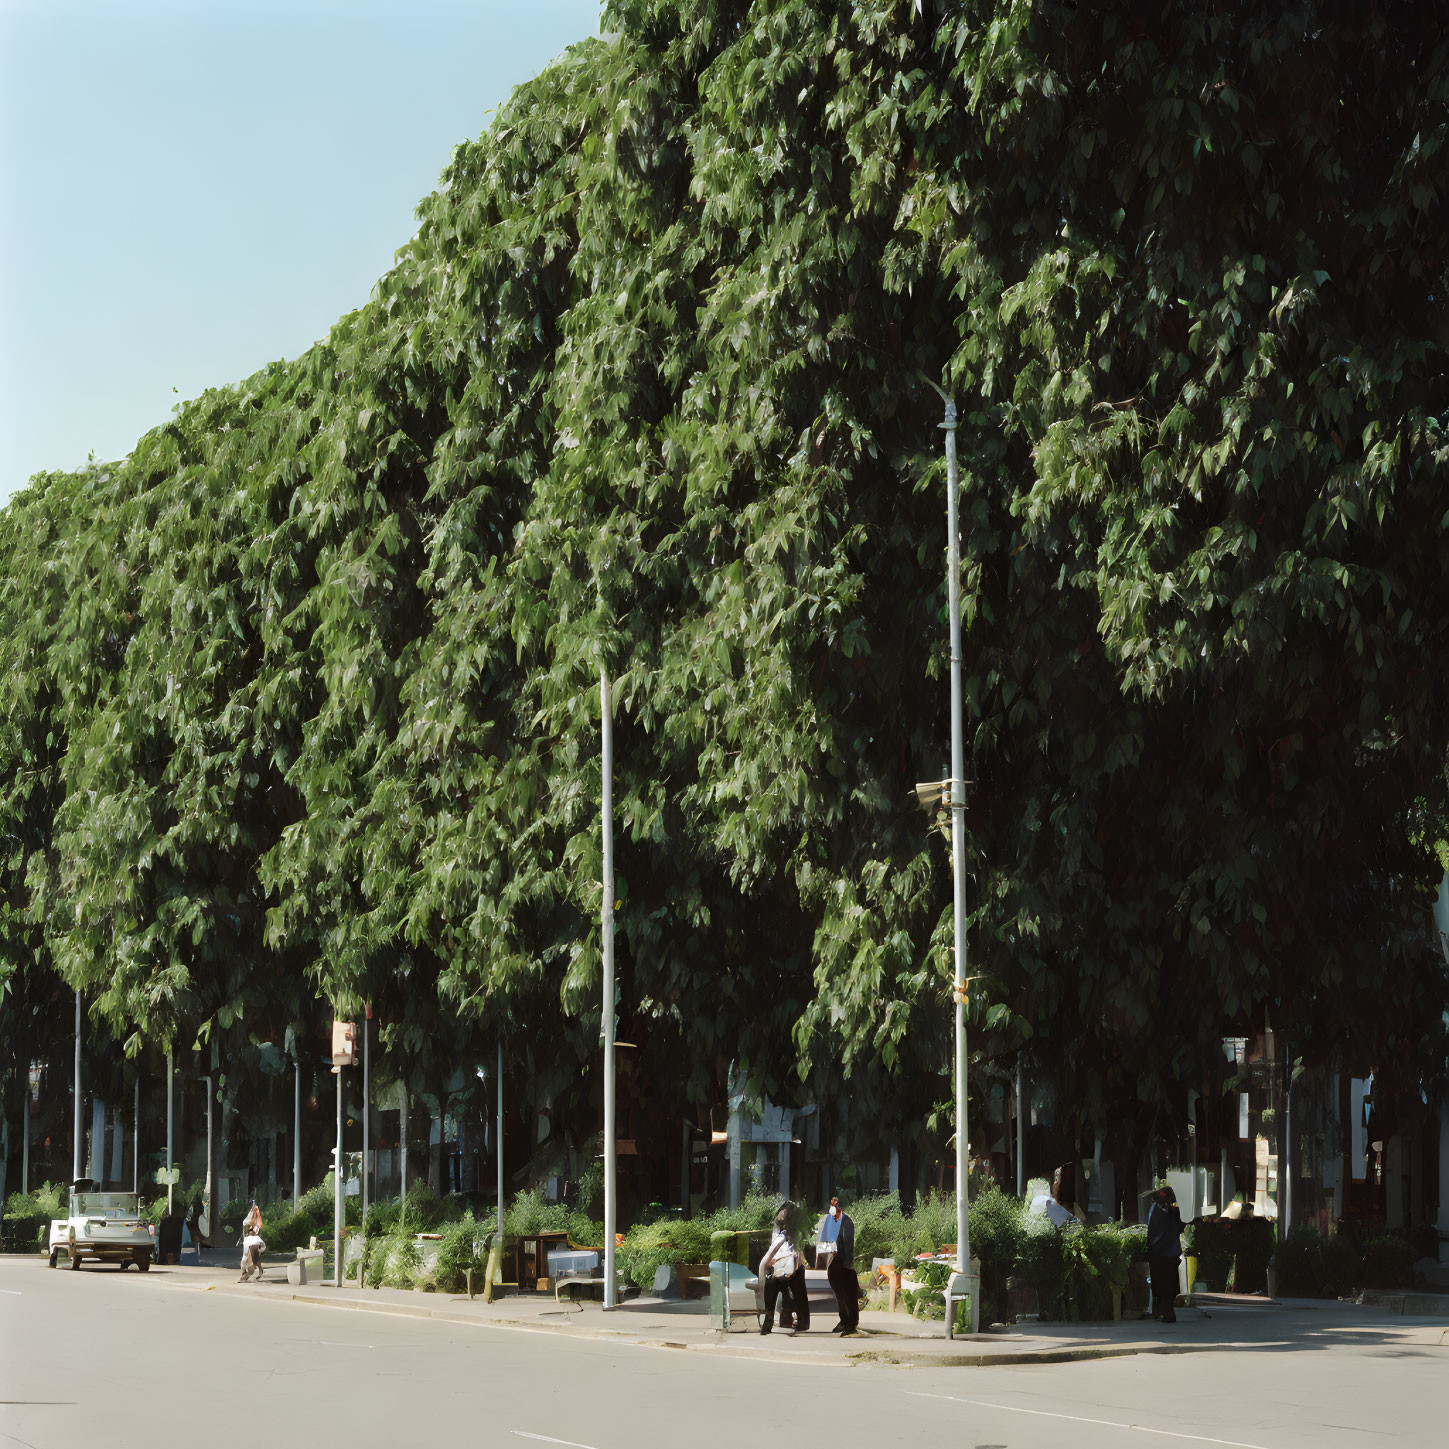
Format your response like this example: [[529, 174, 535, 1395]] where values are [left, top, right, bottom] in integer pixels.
[[757, 1202, 808, 1335]]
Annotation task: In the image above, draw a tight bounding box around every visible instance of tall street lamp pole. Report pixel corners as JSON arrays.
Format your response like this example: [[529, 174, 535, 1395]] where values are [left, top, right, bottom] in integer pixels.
[[496, 1038, 504, 1245], [362, 1009, 370, 1228], [601, 661, 617, 1309], [333, 1064, 343, 1286], [293, 1056, 301, 1215], [916, 383, 974, 1326], [943, 394, 971, 1297], [166, 1047, 174, 1215], [72, 991, 82, 1184]]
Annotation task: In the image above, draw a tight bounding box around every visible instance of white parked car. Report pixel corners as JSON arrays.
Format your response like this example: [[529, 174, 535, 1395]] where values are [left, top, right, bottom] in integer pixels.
[[48, 1191, 155, 1270]]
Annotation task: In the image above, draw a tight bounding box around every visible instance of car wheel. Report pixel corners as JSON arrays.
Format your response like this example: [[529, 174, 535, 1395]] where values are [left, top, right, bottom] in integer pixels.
[[69, 1248, 81, 1269], [137, 1255, 151, 1272], [119, 1259, 129, 1270], [48, 1251, 58, 1268]]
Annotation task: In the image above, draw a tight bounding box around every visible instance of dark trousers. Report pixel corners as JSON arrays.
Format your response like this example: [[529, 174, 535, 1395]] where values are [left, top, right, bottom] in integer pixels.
[[1149, 1255, 1179, 1318], [763, 1267, 809, 1331], [827, 1255, 859, 1329]]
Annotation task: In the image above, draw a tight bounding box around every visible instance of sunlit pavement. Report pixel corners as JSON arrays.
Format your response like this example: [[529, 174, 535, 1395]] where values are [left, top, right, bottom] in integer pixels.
[[2, 1256, 1446, 1448]]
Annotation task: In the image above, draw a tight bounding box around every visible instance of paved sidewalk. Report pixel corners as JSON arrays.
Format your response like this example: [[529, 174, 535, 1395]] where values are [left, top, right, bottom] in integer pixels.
[[162, 1263, 1449, 1368]]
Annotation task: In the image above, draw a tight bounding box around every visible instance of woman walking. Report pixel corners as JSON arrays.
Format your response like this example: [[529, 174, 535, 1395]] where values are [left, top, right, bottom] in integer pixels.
[[758, 1202, 809, 1335], [238, 1201, 266, 1283]]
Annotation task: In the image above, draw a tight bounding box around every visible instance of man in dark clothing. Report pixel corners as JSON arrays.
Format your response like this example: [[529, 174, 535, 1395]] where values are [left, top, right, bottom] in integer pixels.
[[815, 1194, 859, 1334], [1147, 1183, 1185, 1323]]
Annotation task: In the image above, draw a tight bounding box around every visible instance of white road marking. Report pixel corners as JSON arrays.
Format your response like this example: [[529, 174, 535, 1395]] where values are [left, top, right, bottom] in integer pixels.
[[0, 1290, 21, 1295], [511, 1434, 601, 1449], [907, 1391, 1275, 1449]]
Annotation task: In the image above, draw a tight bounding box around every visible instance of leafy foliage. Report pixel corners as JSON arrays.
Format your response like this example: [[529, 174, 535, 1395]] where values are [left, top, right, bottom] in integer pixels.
[[3, 1, 1447, 1174]]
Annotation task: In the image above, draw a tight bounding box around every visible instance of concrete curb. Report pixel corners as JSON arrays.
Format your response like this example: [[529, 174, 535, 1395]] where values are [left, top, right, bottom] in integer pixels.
[[1360, 1289, 1449, 1317], [846, 1342, 1216, 1367], [190, 1278, 1231, 1369]]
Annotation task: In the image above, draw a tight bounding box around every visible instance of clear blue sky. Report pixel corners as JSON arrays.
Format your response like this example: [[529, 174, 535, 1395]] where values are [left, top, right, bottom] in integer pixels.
[[0, 0, 602, 505]]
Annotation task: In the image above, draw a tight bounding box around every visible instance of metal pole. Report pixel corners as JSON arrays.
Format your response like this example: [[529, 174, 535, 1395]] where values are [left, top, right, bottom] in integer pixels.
[[202, 1075, 213, 1253], [601, 663, 617, 1309], [166, 1047, 174, 1214], [72, 992, 82, 1184], [496, 1040, 503, 1244], [1015, 1064, 1026, 1199], [133, 1075, 140, 1195], [22, 1084, 30, 1196], [362, 1012, 370, 1229], [293, 1058, 301, 1214], [400, 1087, 409, 1206], [1282, 1058, 1293, 1233], [333, 1066, 343, 1286], [943, 395, 972, 1301]]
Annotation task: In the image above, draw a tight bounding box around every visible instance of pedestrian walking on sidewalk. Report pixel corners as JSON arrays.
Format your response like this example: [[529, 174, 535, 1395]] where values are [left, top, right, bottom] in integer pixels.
[[815, 1195, 859, 1335], [758, 1202, 809, 1335], [238, 1201, 266, 1283], [1147, 1183, 1184, 1323]]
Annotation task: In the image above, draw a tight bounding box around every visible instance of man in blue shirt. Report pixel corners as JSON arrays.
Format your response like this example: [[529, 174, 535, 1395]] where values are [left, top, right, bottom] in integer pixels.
[[815, 1195, 859, 1334]]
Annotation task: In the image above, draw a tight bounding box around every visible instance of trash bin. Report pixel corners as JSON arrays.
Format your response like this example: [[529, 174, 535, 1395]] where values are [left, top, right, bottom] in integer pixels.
[[707, 1260, 732, 1331], [157, 1216, 184, 1265], [945, 1260, 981, 1339]]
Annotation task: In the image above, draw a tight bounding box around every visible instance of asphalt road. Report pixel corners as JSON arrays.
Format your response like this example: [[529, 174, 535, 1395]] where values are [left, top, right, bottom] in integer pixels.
[[2, 1258, 1444, 1449]]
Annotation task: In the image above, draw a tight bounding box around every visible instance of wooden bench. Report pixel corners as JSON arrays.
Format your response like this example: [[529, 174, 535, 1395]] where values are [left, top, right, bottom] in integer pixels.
[[677, 1262, 711, 1299]]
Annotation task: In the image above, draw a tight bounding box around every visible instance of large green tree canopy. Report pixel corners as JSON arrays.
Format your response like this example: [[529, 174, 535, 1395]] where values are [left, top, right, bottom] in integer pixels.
[[4, 0, 1447, 1158]]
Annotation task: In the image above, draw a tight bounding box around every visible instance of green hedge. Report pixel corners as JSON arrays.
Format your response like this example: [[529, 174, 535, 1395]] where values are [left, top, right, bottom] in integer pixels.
[[292, 1183, 1449, 1315], [1187, 1216, 1274, 1293], [3, 1183, 68, 1253], [1, 1211, 49, 1253], [360, 1215, 495, 1292], [888, 1186, 1145, 1324], [1276, 1224, 1430, 1297]]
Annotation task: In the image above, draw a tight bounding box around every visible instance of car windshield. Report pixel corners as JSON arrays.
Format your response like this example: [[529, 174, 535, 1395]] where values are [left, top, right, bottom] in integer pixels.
[[73, 1193, 141, 1219]]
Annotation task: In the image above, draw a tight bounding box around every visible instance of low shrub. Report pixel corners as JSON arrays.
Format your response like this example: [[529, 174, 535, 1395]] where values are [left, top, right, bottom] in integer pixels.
[[3, 1183, 73, 1252], [297, 1179, 335, 1221], [1229, 1217, 1275, 1293], [1, 1211, 49, 1253], [1398, 1223, 1442, 1263], [365, 1231, 422, 1290], [431, 1216, 495, 1292], [359, 1213, 495, 1292], [1012, 1213, 1068, 1318], [363, 1197, 406, 1240], [1185, 1218, 1233, 1292], [504, 1187, 572, 1237], [903, 1190, 959, 1257], [617, 1221, 688, 1290], [1361, 1234, 1417, 1290], [1275, 1224, 1360, 1297], [849, 1191, 906, 1269], [901, 1257, 950, 1320], [5, 1181, 68, 1219], [1057, 1229, 1112, 1321], [967, 1186, 1026, 1323], [264, 1208, 321, 1254], [1186, 1215, 1275, 1293]]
